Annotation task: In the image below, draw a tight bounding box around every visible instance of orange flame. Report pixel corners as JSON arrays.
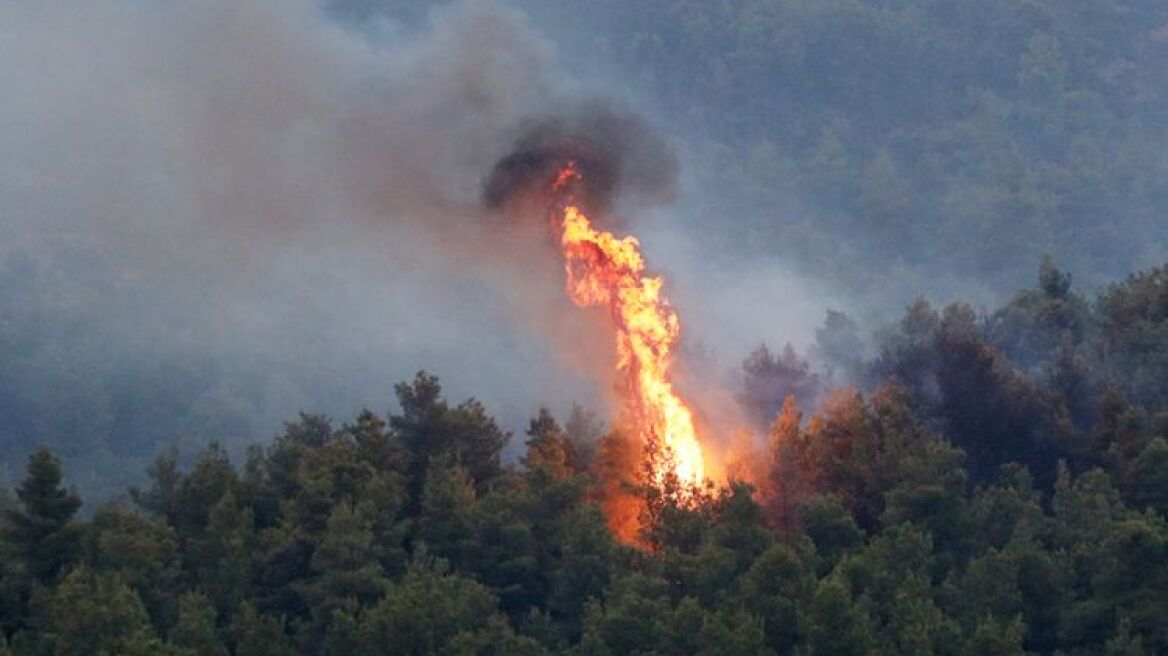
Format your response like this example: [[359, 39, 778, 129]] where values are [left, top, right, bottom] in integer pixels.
[[553, 163, 705, 492]]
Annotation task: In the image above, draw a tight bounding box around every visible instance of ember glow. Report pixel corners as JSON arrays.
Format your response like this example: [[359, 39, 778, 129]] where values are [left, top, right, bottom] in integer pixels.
[[553, 163, 706, 492]]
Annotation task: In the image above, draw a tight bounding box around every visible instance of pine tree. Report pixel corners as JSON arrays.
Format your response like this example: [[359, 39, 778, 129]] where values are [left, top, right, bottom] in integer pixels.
[[415, 456, 477, 567], [3, 446, 82, 584], [172, 443, 239, 546], [191, 490, 255, 615], [88, 504, 182, 633], [170, 591, 227, 656], [1105, 617, 1147, 656], [392, 372, 509, 507], [300, 500, 389, 640], [232, 602, 296, 656], [964, 615, 1027, 656], [130, 447, 182, 524], [546, 505, 616, 628], [798, 577, 875, 656], [20, 567, 165, 656], [358, 554, 502, 655]]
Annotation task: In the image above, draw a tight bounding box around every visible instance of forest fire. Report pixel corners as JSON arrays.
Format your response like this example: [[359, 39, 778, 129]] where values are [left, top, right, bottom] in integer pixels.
[[552, 162, 707, 495]]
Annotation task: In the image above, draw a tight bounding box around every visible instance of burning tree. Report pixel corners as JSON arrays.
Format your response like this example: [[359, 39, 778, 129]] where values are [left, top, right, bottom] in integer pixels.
[[483, 115, 713, 543], [553, 162, 707, 495]]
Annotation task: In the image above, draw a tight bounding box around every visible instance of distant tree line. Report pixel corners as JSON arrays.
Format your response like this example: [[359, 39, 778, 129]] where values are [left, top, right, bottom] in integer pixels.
[[337, 0, 1168, 291], [0, 260, 1166, 655], [555, 0, 1168, 292], [10, 0, 1168, 499]]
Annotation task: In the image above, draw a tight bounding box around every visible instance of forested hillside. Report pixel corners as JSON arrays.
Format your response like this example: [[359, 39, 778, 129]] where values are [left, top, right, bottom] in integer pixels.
[[5, 0, 1168, 499], [339, 0, 1168, 289], [513, 0, 1168, 293], [2, 2, 1167, 653], [0, 261, 1165, 655]]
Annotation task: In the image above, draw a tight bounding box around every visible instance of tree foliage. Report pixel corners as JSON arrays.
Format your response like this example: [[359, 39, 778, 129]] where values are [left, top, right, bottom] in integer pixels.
[[2, 258, 1168, 655]]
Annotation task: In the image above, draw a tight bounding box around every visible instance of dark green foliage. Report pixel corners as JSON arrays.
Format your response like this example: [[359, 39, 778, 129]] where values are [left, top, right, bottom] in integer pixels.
[[3, 448, 82, 585], [416, 456, 478, 568], [297, 501, 390, 641], [19, 567, 165, 656], [170, 443, 240, 549], [544, 504, 615, 631], [392, 372, 510, 508], [84, 504, 182, 632], [732, 541, 816, 654], [1098, 265, 1168, 409], [130, 447, 182, 525], [193, 490, 256, 615], [798, 577, 875, 656], [989, 259, 1096, 428], [469, 486, 542, 618], [965, 615, 1027, 656], [1106, 618, 1148, 656], [2, 0, 1167, 507], [0, 0, 1166, 652], [858, 261, 1168, 490], [1123, 438, 1168, 517], [934, 302, 1072, 486], [232, 601, 296, 656], [577, 573, 672, 655], [357, 554, 503, 655], [512, 0, 1168, 293], [170, 591, 227, 656], [2, 261, 1168, 656], [798, 495, 863, 573]]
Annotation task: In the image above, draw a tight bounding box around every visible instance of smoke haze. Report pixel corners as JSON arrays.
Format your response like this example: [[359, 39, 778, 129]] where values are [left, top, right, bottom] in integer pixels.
[[16, 0, 1156, 493], [0, 0, 833, 493]]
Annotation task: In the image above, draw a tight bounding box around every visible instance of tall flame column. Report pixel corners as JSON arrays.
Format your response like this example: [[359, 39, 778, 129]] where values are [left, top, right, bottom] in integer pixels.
[[553, 163, 705, 490]]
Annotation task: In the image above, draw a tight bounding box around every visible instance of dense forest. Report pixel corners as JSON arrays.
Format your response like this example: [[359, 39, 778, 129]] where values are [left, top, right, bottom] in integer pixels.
[[0, 260, 1165, 655], [2, 1, 1168, 654], [5, 0, 1168, 493], [7, 0, 1168, 493], [572, 0, 1168, 294]]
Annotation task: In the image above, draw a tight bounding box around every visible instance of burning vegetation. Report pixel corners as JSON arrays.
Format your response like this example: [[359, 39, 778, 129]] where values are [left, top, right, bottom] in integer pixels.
[[554, 161, 705, 494], [3, 0, 1167, 652], [485, 118, 714, 542]]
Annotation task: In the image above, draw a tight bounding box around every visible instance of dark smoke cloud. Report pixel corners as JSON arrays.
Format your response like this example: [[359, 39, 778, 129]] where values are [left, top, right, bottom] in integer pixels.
[[483, 103, 679, 214]]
